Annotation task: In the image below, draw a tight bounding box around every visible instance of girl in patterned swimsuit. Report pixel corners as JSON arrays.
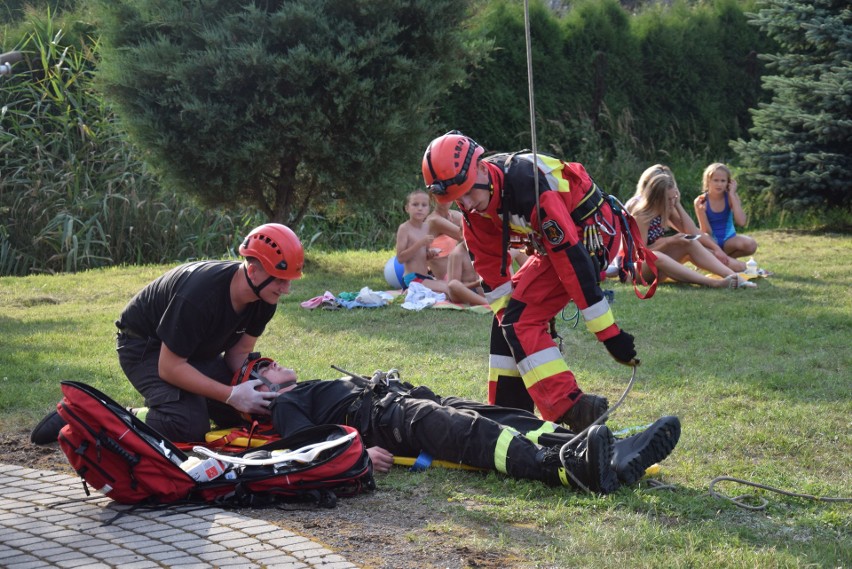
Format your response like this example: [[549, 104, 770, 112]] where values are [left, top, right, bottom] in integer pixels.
[[646, 215, 666, 246]]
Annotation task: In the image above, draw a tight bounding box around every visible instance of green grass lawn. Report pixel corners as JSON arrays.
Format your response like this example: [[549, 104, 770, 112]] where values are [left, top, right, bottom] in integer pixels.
[[1, 229, 849, 568]]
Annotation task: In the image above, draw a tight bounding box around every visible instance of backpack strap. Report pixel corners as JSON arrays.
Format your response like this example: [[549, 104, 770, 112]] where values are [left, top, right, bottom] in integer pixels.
[[488, 151, 533, 277], [334, 368, 414, 436]]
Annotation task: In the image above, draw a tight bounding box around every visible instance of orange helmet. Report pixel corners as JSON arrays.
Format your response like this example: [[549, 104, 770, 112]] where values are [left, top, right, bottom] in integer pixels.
[[239, 223, 304, 280], [422, 131, 484, 204]]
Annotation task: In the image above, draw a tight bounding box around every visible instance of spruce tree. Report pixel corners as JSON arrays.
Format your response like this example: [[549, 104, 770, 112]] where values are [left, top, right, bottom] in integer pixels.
[[732, 0, 851, 212]]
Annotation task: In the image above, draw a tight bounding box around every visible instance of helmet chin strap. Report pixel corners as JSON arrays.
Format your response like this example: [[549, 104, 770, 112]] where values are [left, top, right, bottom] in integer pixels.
[[471, 164, 493, 193], [244, 264, 275, 299]]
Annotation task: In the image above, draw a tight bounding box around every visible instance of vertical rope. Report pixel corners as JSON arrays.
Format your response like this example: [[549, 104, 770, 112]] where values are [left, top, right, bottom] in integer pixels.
[[523, 0, 541, 218]]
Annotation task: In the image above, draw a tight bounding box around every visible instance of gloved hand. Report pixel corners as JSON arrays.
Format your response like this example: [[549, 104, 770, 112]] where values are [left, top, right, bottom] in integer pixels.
[[603, 330, 639, 366], [225, 379, 277, 415]]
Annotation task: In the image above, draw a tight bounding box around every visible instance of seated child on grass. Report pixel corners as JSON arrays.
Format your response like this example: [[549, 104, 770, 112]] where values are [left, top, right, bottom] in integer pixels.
[[425, 200, 463, 281], [395, 190, 487, 306], [693, 163, 758, 261]]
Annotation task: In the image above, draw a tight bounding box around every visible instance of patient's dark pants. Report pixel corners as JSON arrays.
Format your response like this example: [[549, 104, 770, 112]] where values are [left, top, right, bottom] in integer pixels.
[[367, 386, 575, 483]]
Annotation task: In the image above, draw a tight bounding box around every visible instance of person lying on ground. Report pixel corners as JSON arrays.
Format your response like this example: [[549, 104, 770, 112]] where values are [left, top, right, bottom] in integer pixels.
[[252, 360, 681, 495]]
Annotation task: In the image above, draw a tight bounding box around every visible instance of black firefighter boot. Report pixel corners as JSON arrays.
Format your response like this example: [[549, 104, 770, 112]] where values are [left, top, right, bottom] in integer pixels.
[[559, 394, 609, 433], [612, 415, 681, 485], [538, 424, 620, 494]]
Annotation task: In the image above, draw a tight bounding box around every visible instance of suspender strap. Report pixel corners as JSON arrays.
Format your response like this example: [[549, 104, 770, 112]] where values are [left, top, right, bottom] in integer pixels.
[[499, 153, 523, 278]]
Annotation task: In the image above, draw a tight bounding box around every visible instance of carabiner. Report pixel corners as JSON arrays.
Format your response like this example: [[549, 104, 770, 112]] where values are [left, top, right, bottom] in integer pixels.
[[594, 212, 616, 236]]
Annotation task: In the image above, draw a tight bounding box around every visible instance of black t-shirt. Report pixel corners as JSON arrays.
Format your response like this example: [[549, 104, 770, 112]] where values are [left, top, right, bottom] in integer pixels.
[[117, 261, 277, 360], [270, 379, 364, 437]]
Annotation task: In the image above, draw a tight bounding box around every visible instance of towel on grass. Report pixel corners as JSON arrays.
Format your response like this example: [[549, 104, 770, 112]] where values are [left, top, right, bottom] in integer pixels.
[[301, 287, 392, 310], [396, 283, 491, 313], [401, 282, 445, 311], [338, 287, 394, 309]]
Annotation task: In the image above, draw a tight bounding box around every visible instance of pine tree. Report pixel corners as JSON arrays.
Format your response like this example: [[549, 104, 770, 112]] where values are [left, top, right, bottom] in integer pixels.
[[731, 0, 851, 212]]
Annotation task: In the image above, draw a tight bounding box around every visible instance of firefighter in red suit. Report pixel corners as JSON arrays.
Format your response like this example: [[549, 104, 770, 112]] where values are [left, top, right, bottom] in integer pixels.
[[422, 131, 640, 432]]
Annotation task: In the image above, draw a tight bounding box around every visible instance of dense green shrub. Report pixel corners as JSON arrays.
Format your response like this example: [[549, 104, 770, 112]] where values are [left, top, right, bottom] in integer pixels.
[[1, 1, 78, 24], [3, 1, 845, 278], [90, 0, 481, 226], [558, 0, 640, 130], [439, 0, 569, 151], [629, 0, 768, 150], [439, 0, 769, 159]]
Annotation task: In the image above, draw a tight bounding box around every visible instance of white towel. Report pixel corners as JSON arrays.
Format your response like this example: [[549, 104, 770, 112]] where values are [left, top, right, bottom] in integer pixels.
[[401, 282, 446, 311]]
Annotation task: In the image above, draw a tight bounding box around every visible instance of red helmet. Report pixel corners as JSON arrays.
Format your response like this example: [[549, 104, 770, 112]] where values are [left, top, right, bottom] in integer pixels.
[[239, 223, 304, 280], [422, 131, 484, 204]]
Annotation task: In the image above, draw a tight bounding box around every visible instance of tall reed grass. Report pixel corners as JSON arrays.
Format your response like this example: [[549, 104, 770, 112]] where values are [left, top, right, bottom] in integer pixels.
[[0, 12, 266, 275]]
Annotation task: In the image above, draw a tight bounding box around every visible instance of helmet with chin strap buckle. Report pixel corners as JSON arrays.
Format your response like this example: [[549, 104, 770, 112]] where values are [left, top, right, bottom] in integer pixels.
[[239, 223, 304, 298]]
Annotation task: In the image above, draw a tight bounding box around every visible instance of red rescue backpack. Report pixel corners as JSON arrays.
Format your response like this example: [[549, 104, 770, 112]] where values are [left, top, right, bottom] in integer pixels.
[[56, 381, 375, 510]]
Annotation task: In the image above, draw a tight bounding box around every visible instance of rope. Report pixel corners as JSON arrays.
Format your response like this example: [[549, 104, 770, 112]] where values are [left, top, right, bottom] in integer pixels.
[[558, 365, 640, 493], [709, 476, 852, 511], [559, 304, 581, 329], [522, 0, 541, 221], [645, 478, 676, 491]]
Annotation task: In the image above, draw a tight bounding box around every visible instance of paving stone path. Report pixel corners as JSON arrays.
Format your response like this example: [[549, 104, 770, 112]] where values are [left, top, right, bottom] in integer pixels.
[[0, 463, 357, 569]]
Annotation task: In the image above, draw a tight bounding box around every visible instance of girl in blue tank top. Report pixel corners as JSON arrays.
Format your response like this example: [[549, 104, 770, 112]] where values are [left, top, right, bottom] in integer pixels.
[[693, 163, 758, 261]]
